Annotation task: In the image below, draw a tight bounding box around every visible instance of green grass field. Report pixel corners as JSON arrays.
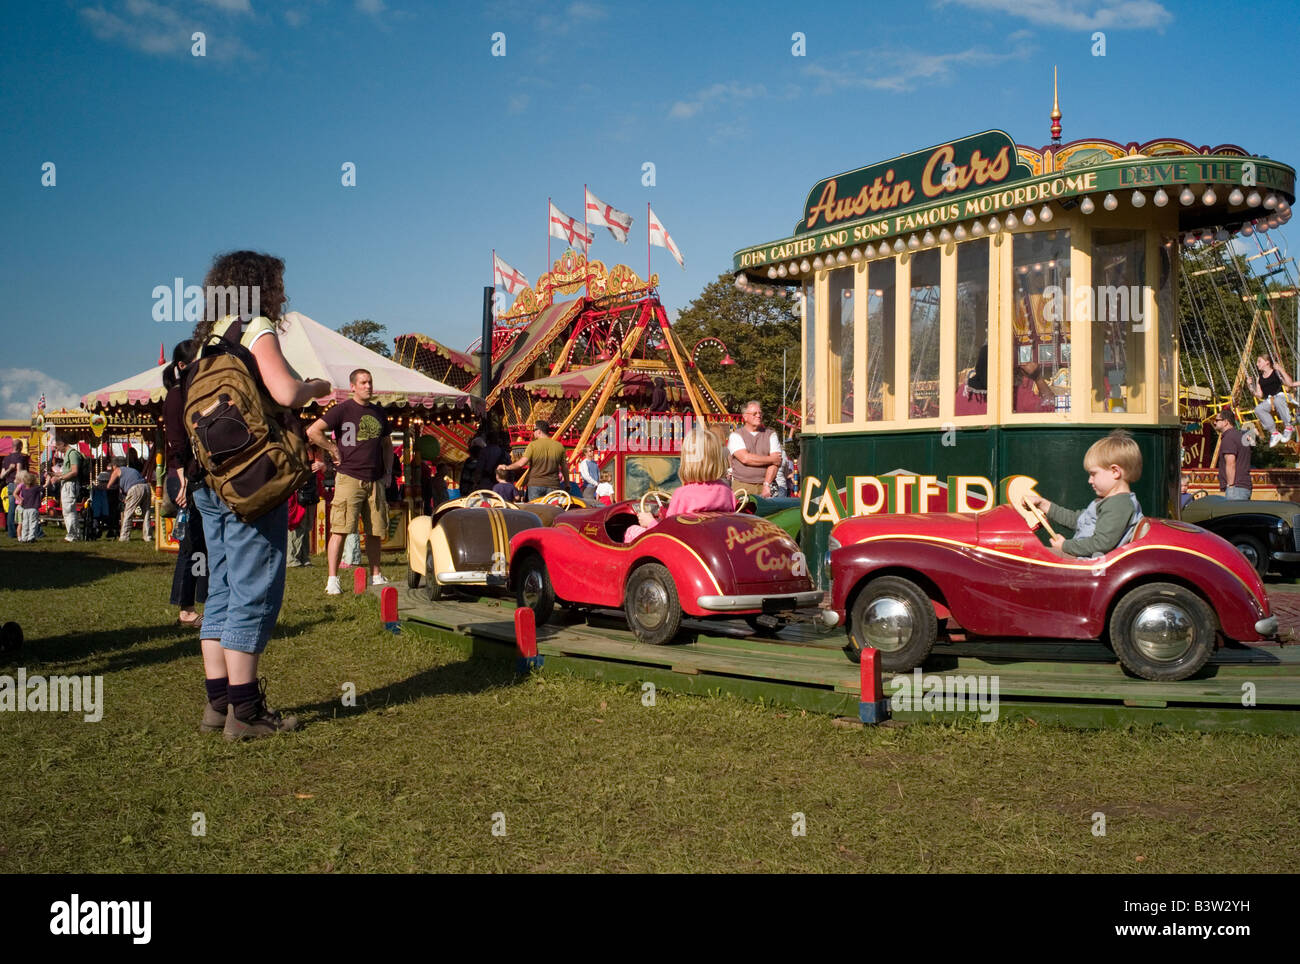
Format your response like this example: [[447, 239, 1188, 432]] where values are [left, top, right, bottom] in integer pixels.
[[1, 538, 1297, 873]]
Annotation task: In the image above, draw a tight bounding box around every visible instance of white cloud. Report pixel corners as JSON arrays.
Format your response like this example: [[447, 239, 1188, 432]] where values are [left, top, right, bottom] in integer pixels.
[[939, 0, 1173, 30], [806, 36, 1034, 93], [0, 370, 83, 420], [200, 0, 251, 12], [356, 0, 386, 14], [669, 82, 766, 119], [507, 92, 531, 115], [284, 8, 306, 27], [566, 1, 607, 22], [79, 1, 254, 58]]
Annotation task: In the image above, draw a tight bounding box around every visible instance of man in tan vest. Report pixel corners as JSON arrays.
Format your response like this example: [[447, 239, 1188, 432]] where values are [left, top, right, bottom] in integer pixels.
[[728, 400, 782, 497]]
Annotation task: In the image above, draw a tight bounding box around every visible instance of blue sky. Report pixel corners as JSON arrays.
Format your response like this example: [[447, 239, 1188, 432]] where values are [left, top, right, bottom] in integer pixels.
[[2, 0, 1296, 416]]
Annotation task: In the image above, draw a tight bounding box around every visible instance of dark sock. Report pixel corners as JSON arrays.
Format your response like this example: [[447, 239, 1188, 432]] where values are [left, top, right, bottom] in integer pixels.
[[205, 677, 229, 710], [227, 681, 260, 718]]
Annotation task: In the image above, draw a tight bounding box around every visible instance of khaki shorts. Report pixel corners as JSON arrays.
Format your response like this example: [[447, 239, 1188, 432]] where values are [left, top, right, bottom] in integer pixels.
[[330, 473, 388, 537], [732, 480, 767, 496]]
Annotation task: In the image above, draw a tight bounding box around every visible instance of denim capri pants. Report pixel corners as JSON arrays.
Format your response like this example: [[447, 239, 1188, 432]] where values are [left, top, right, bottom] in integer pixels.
[[194, 486, 288, 654]]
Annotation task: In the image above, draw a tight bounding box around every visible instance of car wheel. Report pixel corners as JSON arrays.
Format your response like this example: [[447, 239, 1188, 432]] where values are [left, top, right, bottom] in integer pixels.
[[624, 563, 682, 645], [424, 546, 443, 602], [514, 553, 555, 627], [1108, 582, 1216, 681], [406, 566, 421, 589], [1229, 535, 1269, 576], [845, 576, 938, 672]]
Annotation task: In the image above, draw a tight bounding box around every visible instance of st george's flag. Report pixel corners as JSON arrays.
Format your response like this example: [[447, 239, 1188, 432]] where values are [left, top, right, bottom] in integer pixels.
[[585, 188, 634, 244], [549, 202, 593, 255], [493, 253, 530, 294], [648, 205, 684, 268]]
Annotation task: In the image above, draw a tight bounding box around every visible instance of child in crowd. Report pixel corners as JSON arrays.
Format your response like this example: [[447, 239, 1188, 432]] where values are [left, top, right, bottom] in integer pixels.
[[595, 474, 614, 506], [15, 471, 41, 542], [492, 465, 520, 503], [624, 428, 735, 542], [1033, 430, 1144, 559]]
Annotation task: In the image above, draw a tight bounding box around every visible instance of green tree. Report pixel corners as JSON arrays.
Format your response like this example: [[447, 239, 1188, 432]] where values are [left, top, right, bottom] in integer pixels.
[[671, 273, 801, 438], [338, 319, 391, 358]]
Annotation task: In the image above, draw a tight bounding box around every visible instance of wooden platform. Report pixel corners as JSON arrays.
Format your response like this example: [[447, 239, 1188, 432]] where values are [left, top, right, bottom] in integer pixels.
[[395, 588, 1300, 734]]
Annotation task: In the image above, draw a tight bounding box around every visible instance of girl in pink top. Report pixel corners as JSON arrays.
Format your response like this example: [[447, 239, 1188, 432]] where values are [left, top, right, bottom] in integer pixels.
[[625, 428, 735, 542]]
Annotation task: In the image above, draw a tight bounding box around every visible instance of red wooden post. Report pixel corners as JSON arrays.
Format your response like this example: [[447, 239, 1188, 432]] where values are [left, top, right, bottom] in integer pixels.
[[858, 647, 891, 724], [515, 606, 542, 672], [353, 567, 367, 595], [380, 585, 400, 634]]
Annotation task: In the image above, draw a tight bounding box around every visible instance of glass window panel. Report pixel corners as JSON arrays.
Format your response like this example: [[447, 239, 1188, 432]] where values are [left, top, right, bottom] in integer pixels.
[[803, 280, 816, 427], [955, 239, 990, 416], [827, 266, 855, 423], [1012, 229, 1071, 414], [867, 258, 896, 421], [1158, 242, 1176, 416], [908, 249, 941, 418], [1091, 229, 1146, 413]]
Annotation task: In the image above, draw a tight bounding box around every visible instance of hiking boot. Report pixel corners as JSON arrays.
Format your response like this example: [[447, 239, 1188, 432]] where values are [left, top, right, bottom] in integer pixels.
[[223, 681, 299, 741], [200, 701, 226, 733], [325, 576, 341, 595]]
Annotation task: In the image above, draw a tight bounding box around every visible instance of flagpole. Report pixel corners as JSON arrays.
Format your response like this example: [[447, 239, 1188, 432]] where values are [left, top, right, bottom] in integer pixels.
[[583, 183, 590, 299], [647, 203, 651, 287], [491, 248, 496, 324], [546, 197, 552, 299]]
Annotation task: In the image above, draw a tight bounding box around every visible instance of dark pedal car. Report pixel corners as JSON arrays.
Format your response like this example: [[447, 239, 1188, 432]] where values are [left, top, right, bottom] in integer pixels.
[[1180, 494, 1300, 577], [828, 483, 1279, 682], [406, 489, 575, 600], [509, 489, 834, 644]]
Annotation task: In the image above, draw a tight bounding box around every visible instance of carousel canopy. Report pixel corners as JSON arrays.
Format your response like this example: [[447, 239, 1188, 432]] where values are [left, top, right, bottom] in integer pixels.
[[82, 312, 482, 414]]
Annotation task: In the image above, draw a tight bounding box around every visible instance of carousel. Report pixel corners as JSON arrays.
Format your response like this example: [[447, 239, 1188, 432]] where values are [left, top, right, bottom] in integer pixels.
[[731, 79, 1296, 584], [395, 251, 737, 500]]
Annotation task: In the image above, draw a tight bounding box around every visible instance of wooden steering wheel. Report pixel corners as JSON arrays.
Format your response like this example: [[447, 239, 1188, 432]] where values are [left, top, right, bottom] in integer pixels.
[[734, 489, 751, 513], [639, 489, 671, 517], [1004, 475, 1059, 538], [465, 489, 509, 509], [539, 489, 573, 508]]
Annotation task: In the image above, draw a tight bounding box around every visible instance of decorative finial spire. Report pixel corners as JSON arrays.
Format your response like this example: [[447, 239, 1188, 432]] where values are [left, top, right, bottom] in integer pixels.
[[1050, 65, 1062, 143]]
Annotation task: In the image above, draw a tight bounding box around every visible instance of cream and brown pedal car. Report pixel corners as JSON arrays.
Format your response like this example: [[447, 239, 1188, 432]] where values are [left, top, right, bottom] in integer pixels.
[[406, 489, 578, 601]]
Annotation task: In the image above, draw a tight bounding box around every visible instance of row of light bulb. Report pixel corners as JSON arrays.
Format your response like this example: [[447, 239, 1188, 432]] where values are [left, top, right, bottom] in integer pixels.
[[1078, 187, 1288, 214], [755, 189, 1293, 279], [1183, 207, 1293, 245], [733, 274, 804, 301]]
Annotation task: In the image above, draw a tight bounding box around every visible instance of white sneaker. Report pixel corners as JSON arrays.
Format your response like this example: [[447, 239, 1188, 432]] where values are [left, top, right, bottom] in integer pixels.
[[325, 576, 341, 595], [1269, 432, 1283, 448], [1284, 429, 1294, 443], [371, 574, 390, 586]]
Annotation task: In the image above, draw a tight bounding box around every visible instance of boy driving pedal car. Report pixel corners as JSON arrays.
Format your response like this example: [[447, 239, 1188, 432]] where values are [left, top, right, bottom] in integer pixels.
[[1032, 430, 1144, 559]]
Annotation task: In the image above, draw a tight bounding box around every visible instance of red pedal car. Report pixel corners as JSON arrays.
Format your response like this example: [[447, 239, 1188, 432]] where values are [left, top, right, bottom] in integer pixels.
[[829, 482, 1279, 682], [510, 490, 832, 643]]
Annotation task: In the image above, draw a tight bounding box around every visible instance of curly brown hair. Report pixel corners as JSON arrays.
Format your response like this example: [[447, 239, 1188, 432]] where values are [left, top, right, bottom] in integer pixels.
[[191, 250, 288, 343]]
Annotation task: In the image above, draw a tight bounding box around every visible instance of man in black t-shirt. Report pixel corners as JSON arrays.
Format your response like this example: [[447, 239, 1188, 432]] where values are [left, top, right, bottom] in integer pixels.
[[307, 369, 394, 594]]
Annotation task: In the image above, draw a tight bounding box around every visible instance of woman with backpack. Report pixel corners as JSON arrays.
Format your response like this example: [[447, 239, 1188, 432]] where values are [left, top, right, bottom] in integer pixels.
[[189, 251, 331, 741]]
